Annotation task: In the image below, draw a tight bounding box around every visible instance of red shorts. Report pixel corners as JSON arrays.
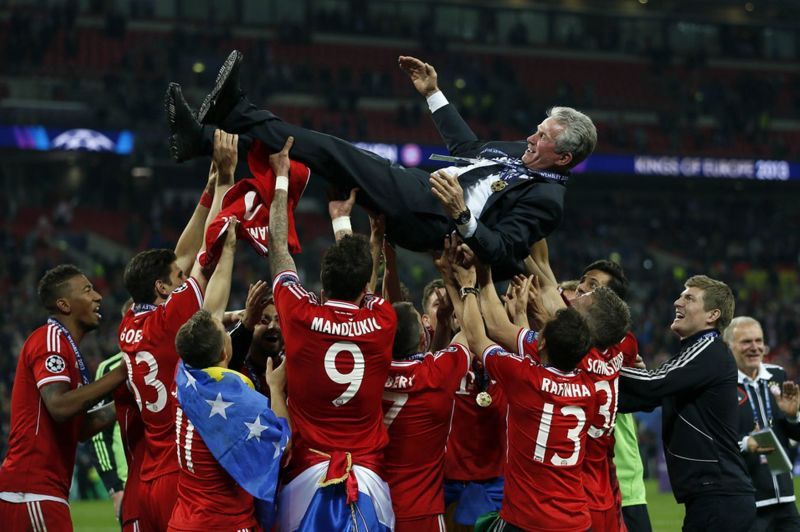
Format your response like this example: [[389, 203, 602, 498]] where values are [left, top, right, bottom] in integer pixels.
[[139, 472, 179, 532], [0, 499, 72, 532], [122, 520, 140, 532], [590, 506, 622, 532], [395, 514, 446, 532]]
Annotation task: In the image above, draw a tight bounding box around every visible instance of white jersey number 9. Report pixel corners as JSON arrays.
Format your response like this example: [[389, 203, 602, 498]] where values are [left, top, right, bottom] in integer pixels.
[[324, 341, 365, 407]]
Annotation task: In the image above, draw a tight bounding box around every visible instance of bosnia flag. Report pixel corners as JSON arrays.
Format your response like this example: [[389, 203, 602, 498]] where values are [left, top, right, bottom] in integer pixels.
[[176, 360, 290, 529]]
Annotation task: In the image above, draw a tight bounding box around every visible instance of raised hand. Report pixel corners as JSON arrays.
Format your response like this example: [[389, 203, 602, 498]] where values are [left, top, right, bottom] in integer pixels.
[[512, 275, 534, 320], [450, 249, 477, 288], [398, 55, 439, 98], [212, 129, 239, 185], [223, 217, 239, 248], [328, 188, 359, 220], [773, 381, 800, 418], [434, 236, 457, 285], [266, 356, 287, 392], [434, 287, 454, 324], [269, 136, 294, 178], [242, 280, 270, 331]]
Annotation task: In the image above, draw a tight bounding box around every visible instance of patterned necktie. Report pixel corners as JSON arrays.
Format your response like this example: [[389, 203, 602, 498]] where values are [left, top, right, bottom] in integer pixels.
[[458, 157, 569, 188]]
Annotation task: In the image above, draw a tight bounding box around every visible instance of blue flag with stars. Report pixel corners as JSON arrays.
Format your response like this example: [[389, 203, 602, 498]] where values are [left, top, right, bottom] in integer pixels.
[[176, 360, 290, 530]]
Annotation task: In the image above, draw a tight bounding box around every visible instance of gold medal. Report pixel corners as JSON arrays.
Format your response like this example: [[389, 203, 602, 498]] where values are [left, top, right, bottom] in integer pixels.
[[490, 180, 507, 192], [476, 391, 493, 407]]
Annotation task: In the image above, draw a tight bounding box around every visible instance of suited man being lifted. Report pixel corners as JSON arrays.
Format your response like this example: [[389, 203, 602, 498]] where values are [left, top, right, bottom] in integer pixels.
[[167, 52, 597, 280]]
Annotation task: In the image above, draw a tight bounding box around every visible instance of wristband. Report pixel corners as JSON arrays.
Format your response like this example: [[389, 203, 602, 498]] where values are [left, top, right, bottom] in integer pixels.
[[199, 190, 213, 208], [459, 286, 480, 300], [332, 216, 352, 234], [275, 175, 289, 191]]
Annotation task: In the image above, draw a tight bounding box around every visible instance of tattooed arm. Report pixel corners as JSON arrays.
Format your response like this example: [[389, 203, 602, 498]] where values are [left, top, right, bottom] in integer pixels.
[[268, 137, 298, 278]]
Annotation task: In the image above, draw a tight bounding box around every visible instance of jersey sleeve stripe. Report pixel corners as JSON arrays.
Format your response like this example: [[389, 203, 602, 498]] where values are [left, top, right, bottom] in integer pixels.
[[186, 277, 204, 308], [620, 337, 714, 381], [47, 325, 61, 353], [481, 344, 503, 365], [36, 375, 71, 388], [517, 328, 528, 356]]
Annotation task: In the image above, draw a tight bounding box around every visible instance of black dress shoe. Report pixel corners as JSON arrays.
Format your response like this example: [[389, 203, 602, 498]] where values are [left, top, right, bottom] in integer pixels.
[[165, 82, 203, 162], [198, 50, 243, 126]]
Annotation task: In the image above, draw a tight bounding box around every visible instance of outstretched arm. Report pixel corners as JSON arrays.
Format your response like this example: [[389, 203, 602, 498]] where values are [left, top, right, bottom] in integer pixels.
[[398, 55, 483, 156], [268, 137, 298, 279], [397, 55, 440, 98], [429, 288, 455, 352], [39, 365, 127, 424], [328, 188, 358, 242], [266, 357, 290, 430], [452, 265, 494, 357], [189, 130, 238, 286], [78, 403, 118, 442], [434, 237, 465, 325], [478, 265, 524, 352], [525, 239, 558, 288], [174, 163, 216, 275], [203, 220, 238, 321]]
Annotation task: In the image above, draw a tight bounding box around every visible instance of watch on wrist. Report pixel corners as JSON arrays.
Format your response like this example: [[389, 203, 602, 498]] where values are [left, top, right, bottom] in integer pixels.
[[453, 208, 471, 225], [459, 286, 480, 300]]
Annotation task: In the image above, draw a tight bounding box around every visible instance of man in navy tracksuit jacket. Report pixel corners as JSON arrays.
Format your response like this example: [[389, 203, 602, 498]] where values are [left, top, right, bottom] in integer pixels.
[[620, 275, 755, 531]]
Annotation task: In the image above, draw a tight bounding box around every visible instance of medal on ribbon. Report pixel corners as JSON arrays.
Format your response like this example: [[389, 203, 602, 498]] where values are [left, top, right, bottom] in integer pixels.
[[476, 390, 493, 407], [490, 180, 507, 192]]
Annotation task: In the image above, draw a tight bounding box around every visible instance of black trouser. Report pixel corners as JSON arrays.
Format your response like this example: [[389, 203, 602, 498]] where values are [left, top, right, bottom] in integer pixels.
[[683, 494, 756, 532], [203, 97, 453, 252], [752, 501, 800, 532], [622, 504, 652, 532]]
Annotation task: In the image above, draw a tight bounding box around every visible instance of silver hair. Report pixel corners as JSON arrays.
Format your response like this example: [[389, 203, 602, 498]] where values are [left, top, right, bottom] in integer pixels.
[[546, 106, 597, 167], [722, 315, 762, 345]]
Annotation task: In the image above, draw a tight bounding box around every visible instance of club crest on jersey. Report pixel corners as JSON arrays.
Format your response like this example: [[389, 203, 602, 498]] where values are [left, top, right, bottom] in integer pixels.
[[45, 355, 66, 373], [172, 283, 190, 294], [524, 330, 538, 344], [737, 386, 748, 406]]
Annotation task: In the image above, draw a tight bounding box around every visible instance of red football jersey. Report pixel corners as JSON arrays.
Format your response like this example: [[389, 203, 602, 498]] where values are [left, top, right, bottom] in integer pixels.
[[119, 277, 204, 481], [579, 332, 639, 511], [519, 327, 638, 511], [0, 322, 85, 499], [382, 344, 470, 519], [483, 344, 600, 531], [272, 271, 396, 478], [168, 406, 257, 531], [444, 363, 507, 482]]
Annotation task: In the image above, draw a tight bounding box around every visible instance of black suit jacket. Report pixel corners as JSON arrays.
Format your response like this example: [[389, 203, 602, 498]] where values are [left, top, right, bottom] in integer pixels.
[[431, 104, 565, 280], [736, 364, 800, 507]]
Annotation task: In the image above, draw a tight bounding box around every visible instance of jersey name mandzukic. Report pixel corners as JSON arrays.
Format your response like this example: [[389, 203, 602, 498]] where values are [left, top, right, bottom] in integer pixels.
[[309, 316, 384, 336]]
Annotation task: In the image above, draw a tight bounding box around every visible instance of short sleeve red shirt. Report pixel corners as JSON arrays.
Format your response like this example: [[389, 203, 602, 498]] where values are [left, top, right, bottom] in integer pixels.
[[119, 277, 204, 481], [0, 323, 86, 499], [382, 344, 470, 518]]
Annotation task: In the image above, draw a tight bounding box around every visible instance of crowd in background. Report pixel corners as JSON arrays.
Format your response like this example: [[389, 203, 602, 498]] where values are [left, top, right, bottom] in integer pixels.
[[1, 0, 799, 160]]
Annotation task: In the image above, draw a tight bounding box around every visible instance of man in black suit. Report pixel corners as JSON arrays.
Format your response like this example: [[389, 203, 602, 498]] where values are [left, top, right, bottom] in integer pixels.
[[724, 316, 800, 532], [167, 51, 596, 280]]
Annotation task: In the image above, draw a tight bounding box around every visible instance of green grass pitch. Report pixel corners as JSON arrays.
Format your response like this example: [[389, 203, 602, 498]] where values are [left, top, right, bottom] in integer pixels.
[[70, 479, 800, 531]]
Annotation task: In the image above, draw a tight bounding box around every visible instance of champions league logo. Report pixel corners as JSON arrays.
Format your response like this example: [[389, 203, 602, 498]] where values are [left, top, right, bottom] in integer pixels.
[[52, 129, 115, 152], [45, 355, 66, 373]]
